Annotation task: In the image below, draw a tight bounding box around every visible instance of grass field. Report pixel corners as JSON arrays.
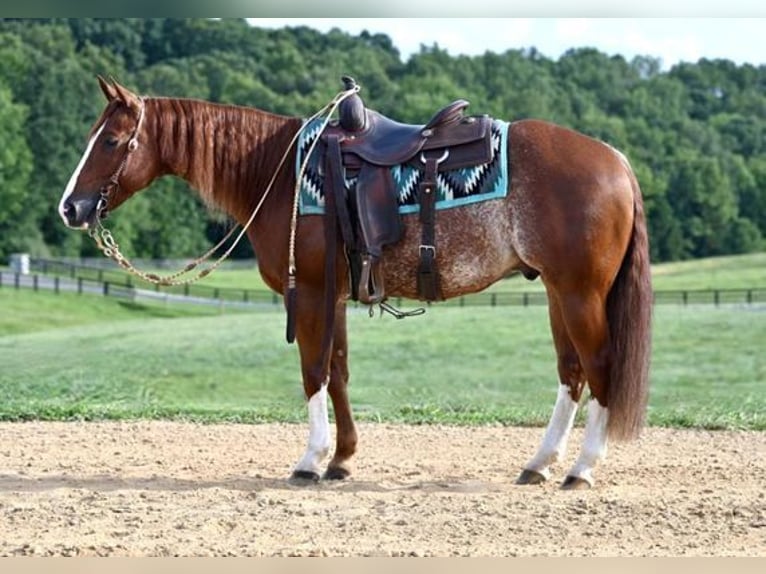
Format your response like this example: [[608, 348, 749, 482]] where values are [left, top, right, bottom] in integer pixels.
[[1, 251, 764, 429]]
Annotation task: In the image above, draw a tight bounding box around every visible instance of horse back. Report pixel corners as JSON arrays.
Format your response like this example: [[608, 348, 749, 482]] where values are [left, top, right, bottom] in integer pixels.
[[380, 118, 636, 300]]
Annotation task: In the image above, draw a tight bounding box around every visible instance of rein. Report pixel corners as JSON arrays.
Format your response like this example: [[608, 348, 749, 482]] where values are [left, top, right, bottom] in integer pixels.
[[89, 85, 361, 287]]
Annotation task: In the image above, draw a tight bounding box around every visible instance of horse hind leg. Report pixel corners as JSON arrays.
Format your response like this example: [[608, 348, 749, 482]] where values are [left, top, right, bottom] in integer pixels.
[[517, 295, 584, 485], [556, 291, 612, 490]]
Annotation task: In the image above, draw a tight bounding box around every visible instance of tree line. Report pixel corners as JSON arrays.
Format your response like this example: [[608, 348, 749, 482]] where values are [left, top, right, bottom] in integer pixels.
[[1, 18, 764, 264]]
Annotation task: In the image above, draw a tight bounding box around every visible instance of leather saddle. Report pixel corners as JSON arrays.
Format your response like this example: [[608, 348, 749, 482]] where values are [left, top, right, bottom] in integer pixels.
[[319, 76, 493, 304]]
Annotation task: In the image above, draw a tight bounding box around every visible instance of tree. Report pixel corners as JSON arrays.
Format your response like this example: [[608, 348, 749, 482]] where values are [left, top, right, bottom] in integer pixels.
[[1, 18, 765, 263], [0, 84, 34, 259], [666, 152, 738, 257]]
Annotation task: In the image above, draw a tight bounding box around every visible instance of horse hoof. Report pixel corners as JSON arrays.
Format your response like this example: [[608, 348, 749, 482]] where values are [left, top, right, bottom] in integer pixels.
[[561, 475, 592, 490], [516, 469, 547, 485], [323, 466, 351, 481], [289, 470, 320, 485]]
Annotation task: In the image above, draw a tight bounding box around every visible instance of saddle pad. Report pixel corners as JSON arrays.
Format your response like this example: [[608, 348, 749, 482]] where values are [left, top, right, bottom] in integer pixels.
[[296, 118, 509, 215]]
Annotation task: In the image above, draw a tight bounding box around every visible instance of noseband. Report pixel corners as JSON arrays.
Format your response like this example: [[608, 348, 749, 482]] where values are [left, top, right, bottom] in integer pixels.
[[96, 98, 146, 220]]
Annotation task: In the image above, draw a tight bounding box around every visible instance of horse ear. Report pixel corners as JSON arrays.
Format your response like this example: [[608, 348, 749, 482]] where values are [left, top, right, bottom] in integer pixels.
[[97, 75, 118, 101], [110, 78, 142, 112]]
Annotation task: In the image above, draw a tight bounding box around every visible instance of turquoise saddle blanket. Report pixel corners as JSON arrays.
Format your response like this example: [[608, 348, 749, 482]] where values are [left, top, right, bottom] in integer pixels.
[[296, 118, 509, 215]]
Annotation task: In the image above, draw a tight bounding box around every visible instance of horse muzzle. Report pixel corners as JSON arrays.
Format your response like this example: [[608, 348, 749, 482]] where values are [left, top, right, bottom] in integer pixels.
[[60, 196, 102, 229]]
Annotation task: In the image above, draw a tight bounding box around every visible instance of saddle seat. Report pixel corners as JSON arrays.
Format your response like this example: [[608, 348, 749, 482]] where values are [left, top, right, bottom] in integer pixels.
[[318, 77, 493, 306], [337, 100, 471, 166]]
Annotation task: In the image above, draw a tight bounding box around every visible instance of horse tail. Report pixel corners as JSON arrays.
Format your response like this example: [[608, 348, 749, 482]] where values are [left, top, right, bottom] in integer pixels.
[[605, 155, 653, 441]]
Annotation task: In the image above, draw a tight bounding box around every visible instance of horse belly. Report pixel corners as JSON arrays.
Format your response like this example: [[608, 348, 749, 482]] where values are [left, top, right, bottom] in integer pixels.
[[384, 199, 521, 299]]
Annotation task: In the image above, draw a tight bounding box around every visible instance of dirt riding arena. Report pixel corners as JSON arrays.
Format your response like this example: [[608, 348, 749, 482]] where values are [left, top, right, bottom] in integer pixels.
[[0, 421, 763, 556]]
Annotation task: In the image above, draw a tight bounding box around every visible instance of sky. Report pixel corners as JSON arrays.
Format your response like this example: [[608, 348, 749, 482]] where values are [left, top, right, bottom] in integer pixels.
[[248, 19, 764, 71]]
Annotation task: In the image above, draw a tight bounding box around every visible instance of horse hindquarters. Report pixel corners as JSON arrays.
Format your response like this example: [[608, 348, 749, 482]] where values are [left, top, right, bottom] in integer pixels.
[[565, 179, 652, 488], [514, 122, 652, 488]]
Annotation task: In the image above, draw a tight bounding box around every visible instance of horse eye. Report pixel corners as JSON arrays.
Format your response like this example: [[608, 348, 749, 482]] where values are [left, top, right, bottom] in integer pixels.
[[105, 136, 119, 148]]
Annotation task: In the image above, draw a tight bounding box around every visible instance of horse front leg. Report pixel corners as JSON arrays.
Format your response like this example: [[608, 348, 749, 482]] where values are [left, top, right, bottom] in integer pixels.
[[324, 303, 357, 480], [290, 291, 334, 483], [289, 290, 359, 482]]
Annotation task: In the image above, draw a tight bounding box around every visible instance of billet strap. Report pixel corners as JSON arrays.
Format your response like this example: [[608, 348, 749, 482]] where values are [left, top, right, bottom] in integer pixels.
[[315, 135, 343, 368], [417, 155, 441, 301]]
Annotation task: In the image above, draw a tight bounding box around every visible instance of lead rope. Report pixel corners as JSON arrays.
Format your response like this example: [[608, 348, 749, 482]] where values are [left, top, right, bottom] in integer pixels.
[[89, 84, 361, 287]]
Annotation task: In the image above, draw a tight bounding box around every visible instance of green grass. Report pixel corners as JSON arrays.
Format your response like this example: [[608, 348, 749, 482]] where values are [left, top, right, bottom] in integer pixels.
[[0, 286, 764, 429], [0, 289, 239, 336], [650, 252, 766, 290]]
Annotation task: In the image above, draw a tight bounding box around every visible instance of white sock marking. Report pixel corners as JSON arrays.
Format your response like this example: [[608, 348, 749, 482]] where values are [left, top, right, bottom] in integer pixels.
[[294, 383, 330, 476], [568, 399, 609, 486], [524, 384, 579, 479], [58, 123, 105, 226]]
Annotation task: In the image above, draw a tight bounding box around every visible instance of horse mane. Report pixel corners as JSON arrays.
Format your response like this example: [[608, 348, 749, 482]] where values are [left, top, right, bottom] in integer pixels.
[[146, 97, 302, 220]]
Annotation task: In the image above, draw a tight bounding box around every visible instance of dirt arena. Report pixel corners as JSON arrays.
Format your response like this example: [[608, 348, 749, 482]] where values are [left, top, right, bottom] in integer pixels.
[[0, 421, 763, 556]]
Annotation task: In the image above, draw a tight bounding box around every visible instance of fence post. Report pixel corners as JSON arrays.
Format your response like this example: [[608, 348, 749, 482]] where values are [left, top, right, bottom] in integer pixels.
[[682, 291, 687, 305], [14, 273, 20, 289], [77, 277, 83, 295], [33, 274, 39, 291], [103, 281, 110, 296], [714, 290, 719, 306], [523, 292, 529, 307], [490, 293, 497, 307], [54, 276, 60, 294], [0, 271, 3, 288]]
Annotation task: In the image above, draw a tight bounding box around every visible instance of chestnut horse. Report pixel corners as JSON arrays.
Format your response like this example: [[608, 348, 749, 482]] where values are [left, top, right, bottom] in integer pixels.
[[59, 78, 651, 489]]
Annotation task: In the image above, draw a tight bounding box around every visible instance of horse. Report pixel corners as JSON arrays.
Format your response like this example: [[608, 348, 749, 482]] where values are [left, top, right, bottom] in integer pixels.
[[58, 77, 652, 490]]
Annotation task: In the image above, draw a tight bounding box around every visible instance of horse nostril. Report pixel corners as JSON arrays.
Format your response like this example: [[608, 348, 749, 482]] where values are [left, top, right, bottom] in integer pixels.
[[63, 200, 79, 224]]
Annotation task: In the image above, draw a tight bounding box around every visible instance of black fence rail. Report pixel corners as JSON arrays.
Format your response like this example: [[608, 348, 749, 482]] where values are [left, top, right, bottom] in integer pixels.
[[28, 257, 270, 304], [3, 262, 766, 308]]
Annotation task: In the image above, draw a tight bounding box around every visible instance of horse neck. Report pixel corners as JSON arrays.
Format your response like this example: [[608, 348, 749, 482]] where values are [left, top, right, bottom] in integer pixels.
[[146, 97, 302, 223]]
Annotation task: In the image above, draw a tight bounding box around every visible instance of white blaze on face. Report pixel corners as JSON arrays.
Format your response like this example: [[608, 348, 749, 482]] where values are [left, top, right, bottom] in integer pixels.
[[58, 123, 106, 227]]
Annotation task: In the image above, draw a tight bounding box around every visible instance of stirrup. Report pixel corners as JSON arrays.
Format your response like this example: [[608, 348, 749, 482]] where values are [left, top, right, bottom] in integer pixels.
[[358, 255, 385, 304]]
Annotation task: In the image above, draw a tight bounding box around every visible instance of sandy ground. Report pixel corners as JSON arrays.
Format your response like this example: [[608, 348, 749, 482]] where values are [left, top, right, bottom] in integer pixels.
[[0, 421, 763, 557]]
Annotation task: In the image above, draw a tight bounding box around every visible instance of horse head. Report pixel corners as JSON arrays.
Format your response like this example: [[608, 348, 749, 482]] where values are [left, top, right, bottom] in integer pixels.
[[58, 76, 158, 229]]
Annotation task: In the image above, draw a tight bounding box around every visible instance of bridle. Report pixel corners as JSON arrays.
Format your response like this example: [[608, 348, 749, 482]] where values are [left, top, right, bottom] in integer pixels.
[[86, 85, 361, 288], [94, 98, 145, 221]]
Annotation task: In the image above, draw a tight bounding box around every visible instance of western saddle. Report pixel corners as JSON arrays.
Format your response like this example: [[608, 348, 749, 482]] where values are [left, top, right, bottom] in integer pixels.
[[319, 76, 493, 305]]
